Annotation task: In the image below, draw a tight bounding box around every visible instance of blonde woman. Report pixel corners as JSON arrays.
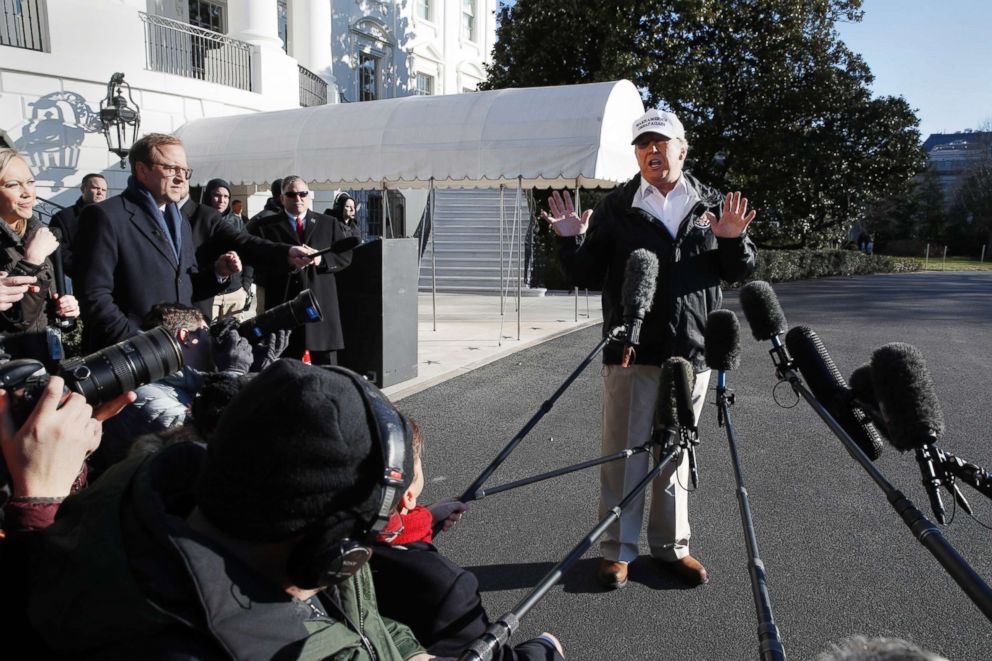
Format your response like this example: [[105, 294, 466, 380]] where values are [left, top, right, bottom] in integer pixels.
[[0, 148, 79, 333]]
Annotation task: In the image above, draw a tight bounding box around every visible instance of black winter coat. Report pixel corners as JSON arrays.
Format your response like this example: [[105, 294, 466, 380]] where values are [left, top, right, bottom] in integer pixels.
[[75, 187, 225, 351], [557, 172, 757, 370], [248, 211, 352, 352], [0, 217, 55, 334], [370, 542, 563, 661]]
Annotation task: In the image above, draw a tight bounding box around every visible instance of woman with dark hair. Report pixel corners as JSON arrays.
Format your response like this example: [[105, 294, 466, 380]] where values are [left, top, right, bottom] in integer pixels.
[[0, 148, 79, 333]]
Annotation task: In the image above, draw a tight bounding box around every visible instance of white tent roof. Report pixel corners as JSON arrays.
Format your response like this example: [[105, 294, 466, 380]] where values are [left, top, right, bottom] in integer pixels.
[[175, 80, 644, 190]]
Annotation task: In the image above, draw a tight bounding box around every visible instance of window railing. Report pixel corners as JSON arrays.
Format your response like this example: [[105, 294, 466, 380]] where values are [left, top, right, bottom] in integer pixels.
[[35, 196, 66, 225], [298, 65, 327, 107], [139, 11, 253, 92], [0, 0, 46, 52]]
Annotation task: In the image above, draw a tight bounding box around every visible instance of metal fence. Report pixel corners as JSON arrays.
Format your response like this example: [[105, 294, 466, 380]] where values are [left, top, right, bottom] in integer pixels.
[[298, 65, 328, 107], [35, 196, 65, 225], [0, 0, 45, 51], [139, 12, 253, 92]]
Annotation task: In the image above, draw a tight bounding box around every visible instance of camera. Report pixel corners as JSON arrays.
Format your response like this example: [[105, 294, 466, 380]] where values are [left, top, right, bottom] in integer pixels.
[[0, 326, 183, 425], [238, 288, 323, 340]]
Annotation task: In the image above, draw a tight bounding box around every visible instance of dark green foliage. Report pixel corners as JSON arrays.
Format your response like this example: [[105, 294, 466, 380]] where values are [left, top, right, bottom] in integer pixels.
[[486, 0, 924, 248], [737, 248, 919, 285]]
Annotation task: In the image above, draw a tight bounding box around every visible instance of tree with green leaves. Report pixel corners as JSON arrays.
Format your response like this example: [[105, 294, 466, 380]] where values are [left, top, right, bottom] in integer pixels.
[[484, 0, 924, 247]]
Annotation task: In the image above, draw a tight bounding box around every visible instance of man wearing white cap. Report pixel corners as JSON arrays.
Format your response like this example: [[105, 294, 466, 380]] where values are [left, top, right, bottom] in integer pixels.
[[542, 108, 757, 589]]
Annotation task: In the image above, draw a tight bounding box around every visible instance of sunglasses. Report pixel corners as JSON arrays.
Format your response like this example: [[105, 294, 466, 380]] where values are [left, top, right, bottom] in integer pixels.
[[284, 191, 310, 199]]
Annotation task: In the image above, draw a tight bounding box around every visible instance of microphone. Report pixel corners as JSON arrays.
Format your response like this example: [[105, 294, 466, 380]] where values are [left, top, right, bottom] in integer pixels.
[[47, 227, 75, 331], [738, 281, 791, 374], [870, 343, 950, 522], [705, 309, 741, 427], [657, 356, 698, 486], [869, 343, 944, 451], [848, 363, 889, 435], [619, 249, 659, 367], [48, 226, 69, 297], [785, 326, 884, 460], [704, 309, 741, 375]]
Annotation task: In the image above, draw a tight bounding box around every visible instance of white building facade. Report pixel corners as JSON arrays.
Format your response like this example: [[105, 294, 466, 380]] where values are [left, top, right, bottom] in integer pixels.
[[1, 0, 496, 222]]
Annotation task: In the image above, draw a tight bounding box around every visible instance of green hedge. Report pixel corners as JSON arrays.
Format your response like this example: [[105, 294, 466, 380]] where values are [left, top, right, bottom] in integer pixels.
[[533, 243, 921, 290], [739, 249, 920, 285]]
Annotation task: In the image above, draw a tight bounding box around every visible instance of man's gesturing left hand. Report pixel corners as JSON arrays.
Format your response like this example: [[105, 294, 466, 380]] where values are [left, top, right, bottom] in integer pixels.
[[707, 191, 756, 239]]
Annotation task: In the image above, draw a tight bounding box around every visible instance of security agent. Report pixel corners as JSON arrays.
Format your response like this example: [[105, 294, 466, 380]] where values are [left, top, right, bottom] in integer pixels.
[[542, 109, 757, 589], [26, 360, 442, 660]]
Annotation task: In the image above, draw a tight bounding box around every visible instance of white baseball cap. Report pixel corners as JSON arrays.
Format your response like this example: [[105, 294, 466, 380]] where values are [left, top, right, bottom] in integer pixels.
[[631, 109, 685, 144]]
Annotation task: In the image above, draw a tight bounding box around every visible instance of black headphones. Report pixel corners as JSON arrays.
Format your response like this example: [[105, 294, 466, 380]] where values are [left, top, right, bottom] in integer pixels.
[[286, 366, 410, 589]]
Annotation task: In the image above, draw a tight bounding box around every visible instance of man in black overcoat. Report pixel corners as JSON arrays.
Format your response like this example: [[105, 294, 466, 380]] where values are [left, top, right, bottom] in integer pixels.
[[75, 134, 317, 352], [248, 175, 354, 365]]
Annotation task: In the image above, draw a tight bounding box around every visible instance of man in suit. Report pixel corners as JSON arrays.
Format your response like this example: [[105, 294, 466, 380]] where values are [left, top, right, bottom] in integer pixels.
[[249, 175, 354, 365], [76, 134, 317, 352], [49, 172, 107, 280]]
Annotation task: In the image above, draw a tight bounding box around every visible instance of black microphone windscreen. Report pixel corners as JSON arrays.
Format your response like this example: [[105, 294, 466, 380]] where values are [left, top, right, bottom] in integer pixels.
[[739, 281, 787, 341], [785, 325, 884, 460], [848, 364, 877, 409], [870, 343, 944, 452], [704, 309, 741, 371], [657, 357, 695, 430], [621, 249, 659, 319]]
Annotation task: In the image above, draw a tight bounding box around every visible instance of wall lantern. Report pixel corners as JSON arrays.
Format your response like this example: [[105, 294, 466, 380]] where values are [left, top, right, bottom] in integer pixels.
[[99, 72, 141, 168]]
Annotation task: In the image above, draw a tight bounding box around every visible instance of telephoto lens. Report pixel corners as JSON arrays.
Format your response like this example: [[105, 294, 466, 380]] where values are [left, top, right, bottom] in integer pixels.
[[238, 288, 323, 340], [59, 326, 184, 405]]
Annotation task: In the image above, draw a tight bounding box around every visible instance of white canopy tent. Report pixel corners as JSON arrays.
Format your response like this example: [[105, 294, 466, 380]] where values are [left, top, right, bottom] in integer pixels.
[[175, 79, 645, 340], [176, 79, 644, 190]]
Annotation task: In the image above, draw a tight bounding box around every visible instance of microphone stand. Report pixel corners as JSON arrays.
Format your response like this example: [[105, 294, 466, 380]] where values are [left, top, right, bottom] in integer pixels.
[[715, 370, 786, 661], [458, 325, 625, 502], [458, 429, 684, 661], [466, 444, 651, 501], [774, 353, 992, 622]]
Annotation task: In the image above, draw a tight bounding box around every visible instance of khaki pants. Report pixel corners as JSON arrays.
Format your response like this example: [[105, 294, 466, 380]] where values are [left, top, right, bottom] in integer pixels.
[[212, 287, 248, 321], [598, 364, 710, 563]]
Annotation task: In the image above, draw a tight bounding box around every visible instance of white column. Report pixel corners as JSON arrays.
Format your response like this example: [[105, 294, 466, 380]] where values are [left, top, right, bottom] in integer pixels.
[[291, 0, 333, 80], [227, 0, 283, 48]]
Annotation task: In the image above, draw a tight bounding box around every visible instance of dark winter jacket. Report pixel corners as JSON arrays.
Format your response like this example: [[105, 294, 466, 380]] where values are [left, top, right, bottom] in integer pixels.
[[25, 443, 425, 661], [371, 542, 563, 661], [557, 172, 757, 370], [0, 216, 55, 334], [49, 196, 86, 279]]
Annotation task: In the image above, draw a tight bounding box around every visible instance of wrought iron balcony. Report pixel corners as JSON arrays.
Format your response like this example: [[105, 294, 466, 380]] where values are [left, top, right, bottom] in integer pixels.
[[0, 0, 46, 52], [298, 65, 328, 107], [139, 12, 253, 92]]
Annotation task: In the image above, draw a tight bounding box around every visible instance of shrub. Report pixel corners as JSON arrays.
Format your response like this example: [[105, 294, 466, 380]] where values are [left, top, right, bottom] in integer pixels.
[[732, 249, 920, 286]]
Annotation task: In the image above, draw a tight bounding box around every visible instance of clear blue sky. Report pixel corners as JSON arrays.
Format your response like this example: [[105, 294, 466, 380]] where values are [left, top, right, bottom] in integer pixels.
[[836, 0, 992, 139]]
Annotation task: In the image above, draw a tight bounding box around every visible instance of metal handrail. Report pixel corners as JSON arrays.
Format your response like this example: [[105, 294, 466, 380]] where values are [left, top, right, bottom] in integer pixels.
[[139, 11, 253, 92], [298, 65, 328, 107], [35, 195, 67, 224]]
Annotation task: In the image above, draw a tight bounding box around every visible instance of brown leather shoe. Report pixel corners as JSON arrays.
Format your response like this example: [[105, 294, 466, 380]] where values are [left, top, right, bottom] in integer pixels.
[[596, 559, 628, 589], [661, 555, 709, 586]]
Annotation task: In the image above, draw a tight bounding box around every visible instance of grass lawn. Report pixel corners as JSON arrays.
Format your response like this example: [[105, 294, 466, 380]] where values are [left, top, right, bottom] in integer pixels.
[[896, 256, 992, 271]]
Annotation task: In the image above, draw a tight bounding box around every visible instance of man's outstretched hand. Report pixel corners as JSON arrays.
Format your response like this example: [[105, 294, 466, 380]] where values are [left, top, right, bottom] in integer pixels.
[[708, 191, 756, 239], [540, 190, 591, 237]]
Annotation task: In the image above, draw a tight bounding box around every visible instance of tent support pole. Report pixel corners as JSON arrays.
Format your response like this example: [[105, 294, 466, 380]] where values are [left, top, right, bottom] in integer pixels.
[[517, 176, 522, 341], [430, 179, 437, 332], [574, 181, 581, 322], [499, 184, 505, 316]]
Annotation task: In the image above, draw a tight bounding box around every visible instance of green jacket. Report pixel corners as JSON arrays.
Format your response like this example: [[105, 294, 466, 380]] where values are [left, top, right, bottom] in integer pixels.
[[28, 443, 425, 661]]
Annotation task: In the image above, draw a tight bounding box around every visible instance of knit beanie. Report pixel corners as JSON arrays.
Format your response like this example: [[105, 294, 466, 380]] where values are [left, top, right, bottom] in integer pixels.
[[195, 359, 400, 542], [202, 178, 232, 206]]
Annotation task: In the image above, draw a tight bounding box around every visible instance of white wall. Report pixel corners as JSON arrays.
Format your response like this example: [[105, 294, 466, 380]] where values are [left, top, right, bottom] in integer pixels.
[[0, 0, 305, 207]]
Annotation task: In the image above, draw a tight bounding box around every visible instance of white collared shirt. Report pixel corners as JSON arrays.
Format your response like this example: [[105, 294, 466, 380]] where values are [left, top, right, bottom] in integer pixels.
[[632, 175, 700, 238]]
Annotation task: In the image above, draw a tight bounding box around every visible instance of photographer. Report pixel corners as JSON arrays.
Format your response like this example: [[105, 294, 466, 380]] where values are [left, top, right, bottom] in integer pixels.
[[0, 149, 78, 334], [22, 360, 444, 659], [95, 302, 287, 474]]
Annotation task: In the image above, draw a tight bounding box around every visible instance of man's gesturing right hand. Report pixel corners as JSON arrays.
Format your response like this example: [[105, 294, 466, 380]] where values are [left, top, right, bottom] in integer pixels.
[[540, 190, 591, 237]]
